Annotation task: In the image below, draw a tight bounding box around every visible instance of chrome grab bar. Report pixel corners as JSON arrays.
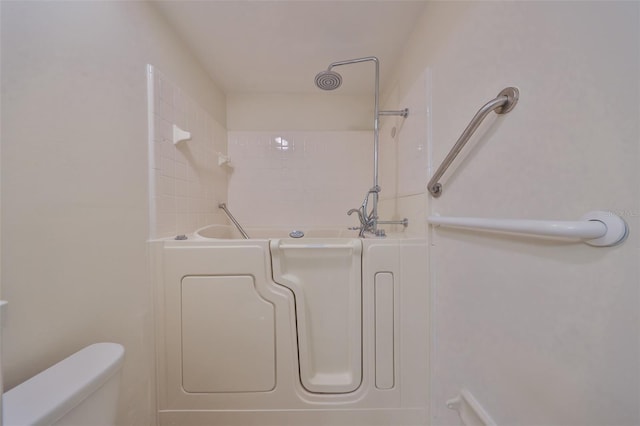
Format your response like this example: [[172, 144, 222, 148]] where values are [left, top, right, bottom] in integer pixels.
[[218, 203, 250, 239], [427, 87, 519, 197]]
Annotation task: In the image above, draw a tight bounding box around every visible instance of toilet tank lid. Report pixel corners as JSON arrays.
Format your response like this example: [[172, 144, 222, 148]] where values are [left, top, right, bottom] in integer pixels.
[[3, 342, 125, 426]]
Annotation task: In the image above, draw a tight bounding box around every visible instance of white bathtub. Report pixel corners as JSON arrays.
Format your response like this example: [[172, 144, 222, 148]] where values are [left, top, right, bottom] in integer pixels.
[[150, 225, 429, 426], [192, 224, 413, 240]]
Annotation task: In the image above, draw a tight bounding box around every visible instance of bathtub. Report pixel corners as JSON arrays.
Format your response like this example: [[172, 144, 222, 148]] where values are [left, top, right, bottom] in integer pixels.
[[193, 223, 365, 239], [150, 225, 429, 426]]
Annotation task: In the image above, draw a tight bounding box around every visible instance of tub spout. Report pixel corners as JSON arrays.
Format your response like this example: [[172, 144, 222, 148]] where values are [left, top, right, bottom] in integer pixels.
[[347, 208, 365, 224]]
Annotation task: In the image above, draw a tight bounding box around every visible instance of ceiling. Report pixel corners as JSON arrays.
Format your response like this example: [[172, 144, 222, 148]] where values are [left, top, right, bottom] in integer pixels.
[[153, 1, 428, 95]]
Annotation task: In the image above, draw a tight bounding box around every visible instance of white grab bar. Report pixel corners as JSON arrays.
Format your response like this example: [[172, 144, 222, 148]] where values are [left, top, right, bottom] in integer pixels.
[[427, 210, 628, 247]]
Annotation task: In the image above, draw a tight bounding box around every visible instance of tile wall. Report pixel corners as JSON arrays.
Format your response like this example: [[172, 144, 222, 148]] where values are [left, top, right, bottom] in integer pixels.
[[148, 65, 228, 239], [228, 131, 374, 228]]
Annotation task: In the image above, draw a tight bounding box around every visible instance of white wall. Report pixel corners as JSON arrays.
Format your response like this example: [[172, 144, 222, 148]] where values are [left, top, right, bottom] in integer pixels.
[[378, 68, 431, 236], [1, 2, 225, 425], [384, 2, 639, 425]]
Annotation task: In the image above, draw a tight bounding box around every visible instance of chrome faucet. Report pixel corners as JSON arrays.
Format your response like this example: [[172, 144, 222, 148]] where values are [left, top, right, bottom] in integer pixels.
[[348, 186, 380, 237], [348, 186, 409, 237]]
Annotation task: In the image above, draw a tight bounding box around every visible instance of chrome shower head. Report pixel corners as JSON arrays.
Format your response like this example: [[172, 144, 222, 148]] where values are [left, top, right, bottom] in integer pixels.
[[314, 69, 342, 91]]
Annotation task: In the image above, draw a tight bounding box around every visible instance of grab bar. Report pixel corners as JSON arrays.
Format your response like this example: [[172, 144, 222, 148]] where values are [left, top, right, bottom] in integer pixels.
[[427, 87, 519, 197], [427, 210, 628, 247], [218, 203, 250, 239]]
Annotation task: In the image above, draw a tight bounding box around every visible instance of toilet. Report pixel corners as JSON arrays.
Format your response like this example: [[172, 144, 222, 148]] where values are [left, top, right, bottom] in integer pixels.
[[3, 342, 125, 426]]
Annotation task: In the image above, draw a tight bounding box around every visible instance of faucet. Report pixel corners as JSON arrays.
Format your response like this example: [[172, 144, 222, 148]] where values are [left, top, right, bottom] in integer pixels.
[[347, 186, 410, 237], [348, 186, 380, 237]]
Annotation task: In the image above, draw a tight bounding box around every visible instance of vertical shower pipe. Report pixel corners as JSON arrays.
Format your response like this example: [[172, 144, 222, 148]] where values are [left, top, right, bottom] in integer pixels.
[[326, 57, 381, 232]]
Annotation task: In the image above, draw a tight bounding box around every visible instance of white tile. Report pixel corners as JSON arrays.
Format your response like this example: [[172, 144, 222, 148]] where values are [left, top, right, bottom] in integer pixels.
[[174, 161, 188, 182], [176, 214, 190, 235], [173, 88, 185, 113], [158, 74, 173, 104], [176, 197, 189, 214], [160, 156, 174, 178], [149, 69, 230, 237], [175, 179, 189, 197], [158, 174, 175, 197], [160, 139, 174, 160]]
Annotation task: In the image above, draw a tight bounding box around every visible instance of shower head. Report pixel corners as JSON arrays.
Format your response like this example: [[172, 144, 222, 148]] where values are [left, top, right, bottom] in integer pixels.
[[314, 69, 342, 91], [315, 57, 378, 91]]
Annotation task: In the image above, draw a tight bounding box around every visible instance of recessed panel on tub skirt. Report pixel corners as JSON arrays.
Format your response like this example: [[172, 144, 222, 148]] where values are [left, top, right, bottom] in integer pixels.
[[181, 275, 276, 393], [375, 272, 395, 390]]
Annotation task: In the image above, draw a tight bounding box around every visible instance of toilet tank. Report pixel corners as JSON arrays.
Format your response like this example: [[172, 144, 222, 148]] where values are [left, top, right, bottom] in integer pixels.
[[3, 342, 125, 426]]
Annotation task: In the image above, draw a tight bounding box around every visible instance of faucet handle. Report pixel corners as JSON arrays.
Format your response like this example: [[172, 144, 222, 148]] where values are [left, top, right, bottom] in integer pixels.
[[374, 229, 386, 237]]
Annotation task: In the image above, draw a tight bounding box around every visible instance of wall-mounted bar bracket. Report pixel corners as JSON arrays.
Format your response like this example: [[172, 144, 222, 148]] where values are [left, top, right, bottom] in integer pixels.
[[427, 87, 519, 197], [379, 108, 409, 118]]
